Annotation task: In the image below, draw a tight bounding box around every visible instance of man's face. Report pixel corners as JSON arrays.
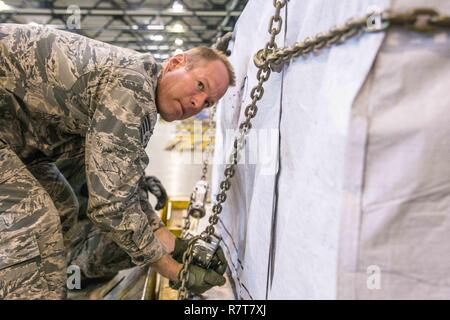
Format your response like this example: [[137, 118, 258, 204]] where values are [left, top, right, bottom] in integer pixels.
[[156, 54, 230, 121]]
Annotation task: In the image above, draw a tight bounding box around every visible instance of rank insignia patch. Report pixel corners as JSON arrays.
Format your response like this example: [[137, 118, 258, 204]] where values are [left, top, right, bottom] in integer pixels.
[[139, 114, 153, 146]]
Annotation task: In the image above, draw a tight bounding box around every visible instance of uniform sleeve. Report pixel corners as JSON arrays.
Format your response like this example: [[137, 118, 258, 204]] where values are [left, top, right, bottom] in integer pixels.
[[85, 67, 165, 266]]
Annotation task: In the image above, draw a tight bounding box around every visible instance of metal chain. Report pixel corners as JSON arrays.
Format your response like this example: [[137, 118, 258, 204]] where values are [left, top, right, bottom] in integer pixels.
[[177, 104, 217, 296], [180, 212, 191, 239], [180, 106, 216, 240], [201, 0, 286, 241], [177, 0, 287, 300], [254, 8, 450, 71], [177, 235, 200, 299], [200, 104, 217, 181]]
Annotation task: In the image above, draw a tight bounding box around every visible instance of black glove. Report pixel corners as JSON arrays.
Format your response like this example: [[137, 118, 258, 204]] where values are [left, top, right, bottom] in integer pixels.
[[172, 237, 228, 275], [144, 175, 168, 210], [170, 264, 226, 295]]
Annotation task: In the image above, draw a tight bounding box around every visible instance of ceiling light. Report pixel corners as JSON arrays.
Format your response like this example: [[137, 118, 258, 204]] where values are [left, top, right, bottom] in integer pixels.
[[131, 25, 139, 30], [172, 23, 184, 33], [147, 24, 164, 31], [172, 1, 184, 12], [153, 53, 170, 60], [149, 34, 164, 41], [45, 24, 61, 29], [173, 48, 184, 55], [174, 38, 183, 46], [0, 1, 13, 11]]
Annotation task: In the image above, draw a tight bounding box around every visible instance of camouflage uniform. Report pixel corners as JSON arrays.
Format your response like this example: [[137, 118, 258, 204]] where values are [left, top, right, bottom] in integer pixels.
[[0, 24, 165, 299], [61, 162, 164, 281]]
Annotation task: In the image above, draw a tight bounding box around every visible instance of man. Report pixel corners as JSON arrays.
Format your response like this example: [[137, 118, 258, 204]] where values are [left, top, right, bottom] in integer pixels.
[[0, 23, 235, 299]]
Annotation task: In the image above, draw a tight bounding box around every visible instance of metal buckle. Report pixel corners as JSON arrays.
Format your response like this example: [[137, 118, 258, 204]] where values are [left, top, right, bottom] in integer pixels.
[[366, 7, 390, 32]]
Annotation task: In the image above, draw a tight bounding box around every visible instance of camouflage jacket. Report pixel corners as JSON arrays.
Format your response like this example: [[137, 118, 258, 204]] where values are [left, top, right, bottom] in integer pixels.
[[0, 24, 166, 265]]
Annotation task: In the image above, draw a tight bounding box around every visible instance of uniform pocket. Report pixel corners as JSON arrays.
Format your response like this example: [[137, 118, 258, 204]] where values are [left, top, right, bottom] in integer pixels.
[[0, 144, 27, 185], [0, 234, 49, 299]]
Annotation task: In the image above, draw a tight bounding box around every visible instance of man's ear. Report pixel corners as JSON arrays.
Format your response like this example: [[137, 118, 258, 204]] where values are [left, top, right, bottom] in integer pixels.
[[164, 53, 187, 73]]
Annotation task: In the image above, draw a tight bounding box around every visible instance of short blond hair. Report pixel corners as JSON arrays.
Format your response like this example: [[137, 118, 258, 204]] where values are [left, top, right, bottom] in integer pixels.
[[184, 46, 236, 86]]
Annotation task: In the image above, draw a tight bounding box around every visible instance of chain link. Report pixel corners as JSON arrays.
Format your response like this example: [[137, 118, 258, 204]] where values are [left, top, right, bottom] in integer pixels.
[[177, 236, 200, 299], [200, 104, 217, 181], [180, 214, 191, 239]]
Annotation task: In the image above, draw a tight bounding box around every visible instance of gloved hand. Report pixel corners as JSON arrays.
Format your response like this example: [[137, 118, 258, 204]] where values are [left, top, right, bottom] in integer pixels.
[[170, 264, 226, 295], [172, 237, 228, 275], [144, 175, 168, 210]]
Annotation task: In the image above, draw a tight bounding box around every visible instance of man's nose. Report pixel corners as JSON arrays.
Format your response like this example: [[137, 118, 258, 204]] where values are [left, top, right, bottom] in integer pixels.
[[190, 93, 207, 110]]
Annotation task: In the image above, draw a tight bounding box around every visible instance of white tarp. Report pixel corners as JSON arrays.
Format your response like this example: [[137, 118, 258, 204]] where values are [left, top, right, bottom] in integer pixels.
[[212, 0, 450, 299]]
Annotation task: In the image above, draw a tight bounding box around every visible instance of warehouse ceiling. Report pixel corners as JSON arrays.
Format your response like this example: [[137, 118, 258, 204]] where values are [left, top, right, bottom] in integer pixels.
[[0, 0, 248, 60]]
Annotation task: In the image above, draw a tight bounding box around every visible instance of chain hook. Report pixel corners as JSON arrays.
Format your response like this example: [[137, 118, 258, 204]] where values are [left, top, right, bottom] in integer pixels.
[[253, 48, 267, 68]]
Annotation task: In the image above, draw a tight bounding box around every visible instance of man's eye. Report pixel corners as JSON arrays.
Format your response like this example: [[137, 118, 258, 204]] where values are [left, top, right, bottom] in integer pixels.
[[204, 101, 211, 108], [197, 81, 204, 91]]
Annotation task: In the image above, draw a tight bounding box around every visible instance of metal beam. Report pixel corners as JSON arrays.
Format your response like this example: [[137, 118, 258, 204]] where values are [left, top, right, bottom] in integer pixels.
[[0, 8, 243, 17], [112, 40, 202, 45], [37, 24, 231, 31]]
